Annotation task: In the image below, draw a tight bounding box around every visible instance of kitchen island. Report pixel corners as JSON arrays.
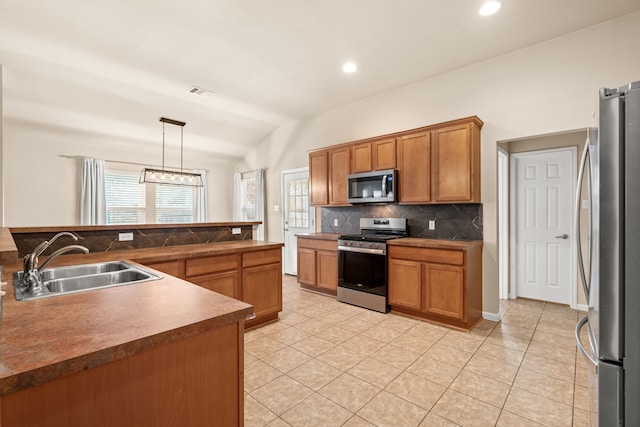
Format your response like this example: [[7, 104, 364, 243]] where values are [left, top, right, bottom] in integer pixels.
[[0, 237, 283, 426]]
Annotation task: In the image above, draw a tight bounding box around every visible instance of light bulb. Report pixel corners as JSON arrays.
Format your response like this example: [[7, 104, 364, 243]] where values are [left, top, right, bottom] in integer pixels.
[[479, 1, 501, 16], [342, 62, 357, 73]]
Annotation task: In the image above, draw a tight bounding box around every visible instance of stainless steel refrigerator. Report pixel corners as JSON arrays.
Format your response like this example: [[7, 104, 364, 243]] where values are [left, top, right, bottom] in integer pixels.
[[576, 80, 640, 426]]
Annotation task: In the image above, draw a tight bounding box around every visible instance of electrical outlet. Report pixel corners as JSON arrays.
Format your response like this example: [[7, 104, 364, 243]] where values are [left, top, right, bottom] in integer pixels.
[[119, 232, 133, 241], [232, 227, 241, 235], [333, 219, 339, 227], [428, 220, 436, 231]]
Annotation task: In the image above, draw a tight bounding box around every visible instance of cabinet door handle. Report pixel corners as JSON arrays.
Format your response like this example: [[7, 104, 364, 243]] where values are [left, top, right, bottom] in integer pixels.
[[555, 234, 569, 239]]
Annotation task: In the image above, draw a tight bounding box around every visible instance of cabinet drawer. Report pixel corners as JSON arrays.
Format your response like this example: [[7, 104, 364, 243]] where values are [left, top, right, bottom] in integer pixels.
[[297, 238, 337, 252], [185, 254, 238, 277], [242, 248, 281, 268], [389, 246, 463, 266], [143, 260, 182, 278]]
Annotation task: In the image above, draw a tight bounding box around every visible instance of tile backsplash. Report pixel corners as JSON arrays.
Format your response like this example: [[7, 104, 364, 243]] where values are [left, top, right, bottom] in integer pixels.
[[11, 225, 254, 258], [321, 204, 482, 240]]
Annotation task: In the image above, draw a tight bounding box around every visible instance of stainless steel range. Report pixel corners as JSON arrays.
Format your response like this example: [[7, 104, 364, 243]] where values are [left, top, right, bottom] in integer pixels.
[[337, 218, 407, 313]]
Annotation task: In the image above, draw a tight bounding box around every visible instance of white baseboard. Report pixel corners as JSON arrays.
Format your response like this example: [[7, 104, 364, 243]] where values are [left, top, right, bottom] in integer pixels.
[[483, 311, 503, 322], [573, 303, 588, 312]]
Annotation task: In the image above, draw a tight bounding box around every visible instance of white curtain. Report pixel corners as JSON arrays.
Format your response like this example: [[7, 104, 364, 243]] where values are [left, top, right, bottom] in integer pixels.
[[80, 158, 106, 225], [193, 169, 208, 222], [255, 168, 266, 241], [232, 172, 242, 221]]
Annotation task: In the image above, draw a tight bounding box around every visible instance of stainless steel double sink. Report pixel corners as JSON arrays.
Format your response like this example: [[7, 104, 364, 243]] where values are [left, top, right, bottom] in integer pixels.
[[14, 261, 162, 301]]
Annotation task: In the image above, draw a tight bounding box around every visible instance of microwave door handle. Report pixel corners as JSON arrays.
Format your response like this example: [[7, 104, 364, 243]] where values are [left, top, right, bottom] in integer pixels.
[[381, 175, 387, 197]]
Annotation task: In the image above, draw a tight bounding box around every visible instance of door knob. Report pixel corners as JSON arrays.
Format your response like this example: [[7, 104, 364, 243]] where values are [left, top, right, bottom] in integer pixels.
[[555, 234, 569, 239]]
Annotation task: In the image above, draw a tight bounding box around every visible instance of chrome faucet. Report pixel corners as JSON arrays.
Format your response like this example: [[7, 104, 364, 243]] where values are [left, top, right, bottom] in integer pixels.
[[37, 245, 89, 272], [23, 232, 80, 273], [21, 232, 90, 296]]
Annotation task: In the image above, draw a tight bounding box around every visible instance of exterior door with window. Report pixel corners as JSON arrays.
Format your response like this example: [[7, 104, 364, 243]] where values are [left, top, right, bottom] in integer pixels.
[[282, 169, 314, 275]]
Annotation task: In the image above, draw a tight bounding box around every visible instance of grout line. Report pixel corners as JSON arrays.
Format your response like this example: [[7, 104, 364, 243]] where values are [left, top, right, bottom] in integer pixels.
[[247, 280, 582, 426]]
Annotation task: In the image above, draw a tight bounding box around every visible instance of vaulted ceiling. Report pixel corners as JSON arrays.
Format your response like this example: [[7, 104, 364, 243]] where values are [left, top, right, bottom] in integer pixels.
[[2, 0, 640, 159]]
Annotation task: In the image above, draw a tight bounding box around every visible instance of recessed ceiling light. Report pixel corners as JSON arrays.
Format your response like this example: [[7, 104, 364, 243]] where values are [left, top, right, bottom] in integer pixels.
[[342, 62, 358, 73], [479, 1, 501, 16]]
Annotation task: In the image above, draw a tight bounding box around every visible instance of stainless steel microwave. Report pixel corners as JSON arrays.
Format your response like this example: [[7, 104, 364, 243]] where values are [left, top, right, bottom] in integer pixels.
[[347, 169, 396, 204]]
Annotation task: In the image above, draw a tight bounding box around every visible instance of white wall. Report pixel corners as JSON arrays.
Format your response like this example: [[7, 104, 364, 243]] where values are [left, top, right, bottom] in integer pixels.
[[3, 119, 234, 226], [0, 65, 4, 225], [237, 11, 640, 315]]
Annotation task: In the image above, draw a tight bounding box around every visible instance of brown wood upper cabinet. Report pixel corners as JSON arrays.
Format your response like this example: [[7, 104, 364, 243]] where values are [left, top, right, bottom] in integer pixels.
[[350, 137, 396, 173], [308, 116, 482, 206], [350, 142, 372, 173], [397, 131, 431, 203], [431, 121, 481, 203], [328, 147, 350, 205], [309, 150, 329, 205], [309, 147, 350, 206]]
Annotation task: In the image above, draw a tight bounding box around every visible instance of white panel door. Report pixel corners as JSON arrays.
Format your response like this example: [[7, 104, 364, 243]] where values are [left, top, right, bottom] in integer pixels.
[[513, 148, 575, 304], [282, 169, 315, 275]]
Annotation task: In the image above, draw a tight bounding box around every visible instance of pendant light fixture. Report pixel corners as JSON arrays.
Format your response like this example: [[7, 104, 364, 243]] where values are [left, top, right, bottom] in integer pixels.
[[140, 117, 203, 187]]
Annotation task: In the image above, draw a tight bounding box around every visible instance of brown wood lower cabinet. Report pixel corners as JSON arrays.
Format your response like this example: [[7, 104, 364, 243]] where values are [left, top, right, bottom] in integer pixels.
[[296, 237, 338, 295], [139, 245, 283, 328], [388, 241, 482, 330], [242, 249, 282, 328], [0, 321, 244, 427], [190, 270, 240, 299], [185, 254, 241, 299], [388, 258, 422, 310]]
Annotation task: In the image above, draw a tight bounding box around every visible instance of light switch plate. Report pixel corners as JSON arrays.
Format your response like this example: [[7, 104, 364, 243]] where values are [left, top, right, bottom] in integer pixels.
[[428, 220, 436, 231], [119, 232, 133, 241], [274, 205, 280, 212], [232, 227, 241, 235]]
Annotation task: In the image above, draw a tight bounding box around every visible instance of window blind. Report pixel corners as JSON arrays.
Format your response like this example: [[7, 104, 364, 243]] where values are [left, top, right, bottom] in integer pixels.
[[156, 184, 194, 224], [105, 171, 145, 224]]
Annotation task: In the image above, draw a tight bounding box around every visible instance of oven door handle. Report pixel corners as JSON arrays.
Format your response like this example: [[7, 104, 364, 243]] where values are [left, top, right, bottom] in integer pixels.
[[338, 245, 386, 256]]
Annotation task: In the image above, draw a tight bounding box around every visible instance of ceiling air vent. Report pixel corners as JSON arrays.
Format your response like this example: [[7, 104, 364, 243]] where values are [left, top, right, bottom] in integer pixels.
[[189, 86, 214, 97]]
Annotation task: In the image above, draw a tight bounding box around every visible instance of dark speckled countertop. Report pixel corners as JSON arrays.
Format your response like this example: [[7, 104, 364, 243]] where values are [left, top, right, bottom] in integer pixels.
[[0, 240, 283, 396]]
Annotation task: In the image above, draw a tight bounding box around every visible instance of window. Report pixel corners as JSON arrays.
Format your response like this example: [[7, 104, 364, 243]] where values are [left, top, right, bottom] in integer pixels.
[[287, 177, 309, 228], [105, 170, 145, 224], [239, 173, 256, 221], [156, 184, 193, 223], [105, 169, 194, 224]]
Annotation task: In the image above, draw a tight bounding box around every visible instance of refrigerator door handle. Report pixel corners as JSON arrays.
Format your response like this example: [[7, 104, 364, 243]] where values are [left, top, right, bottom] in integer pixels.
[[575, 142, 591, 300], [576, 315, 598, 369]]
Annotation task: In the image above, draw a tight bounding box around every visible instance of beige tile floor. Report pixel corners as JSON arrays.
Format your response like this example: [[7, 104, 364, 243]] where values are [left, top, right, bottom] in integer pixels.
[[244, 275, 597, 427]]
